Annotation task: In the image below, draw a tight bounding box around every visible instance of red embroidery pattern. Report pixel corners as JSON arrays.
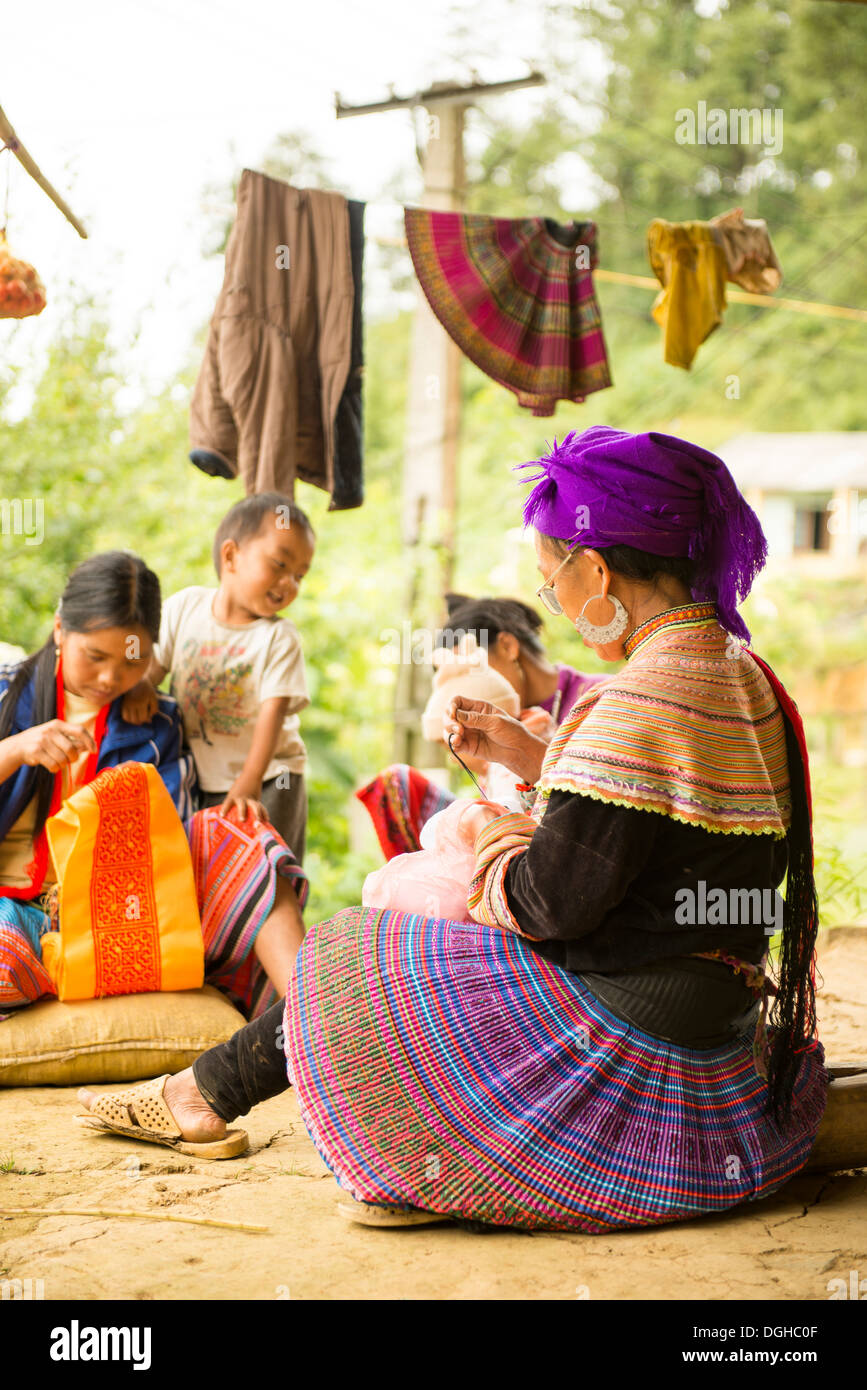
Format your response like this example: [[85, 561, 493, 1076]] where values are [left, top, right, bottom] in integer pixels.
[[89, 764, 161, 996], [623, 602, 717, 659]]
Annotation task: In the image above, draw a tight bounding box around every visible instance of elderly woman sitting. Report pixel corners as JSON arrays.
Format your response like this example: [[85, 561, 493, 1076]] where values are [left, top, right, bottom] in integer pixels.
[[78, 427, 828, 1233]]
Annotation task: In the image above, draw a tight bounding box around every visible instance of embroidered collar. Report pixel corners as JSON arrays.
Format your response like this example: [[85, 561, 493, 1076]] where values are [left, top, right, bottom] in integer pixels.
[[537, 600, 791, 838], [624, 601, 718, 660]]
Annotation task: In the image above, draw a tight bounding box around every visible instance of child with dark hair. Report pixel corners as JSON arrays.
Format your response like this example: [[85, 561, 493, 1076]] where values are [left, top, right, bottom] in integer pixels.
[[124, 493, 315, 862]]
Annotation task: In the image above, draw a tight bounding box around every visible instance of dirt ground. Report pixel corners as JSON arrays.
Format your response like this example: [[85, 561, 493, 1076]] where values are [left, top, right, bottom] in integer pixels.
[[1, 929, 865, 1302]]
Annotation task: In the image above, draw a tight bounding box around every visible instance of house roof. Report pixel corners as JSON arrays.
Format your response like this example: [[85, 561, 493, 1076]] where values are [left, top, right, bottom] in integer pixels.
[[721, 433, 867, 492]]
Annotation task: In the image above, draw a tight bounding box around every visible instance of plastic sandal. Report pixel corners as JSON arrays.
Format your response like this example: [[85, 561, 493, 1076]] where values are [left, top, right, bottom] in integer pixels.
[[75, 1074, 249, 1159], [336, 1197, 452, 1228]]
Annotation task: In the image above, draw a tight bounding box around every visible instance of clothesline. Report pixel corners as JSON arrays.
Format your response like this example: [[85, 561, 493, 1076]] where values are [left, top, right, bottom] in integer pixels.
[[186, 173, 861, 511], [374, 235, 867, 325], [2, 99, 860, 324], [593, 268, 867, 324], [620, 222, 867, 418]]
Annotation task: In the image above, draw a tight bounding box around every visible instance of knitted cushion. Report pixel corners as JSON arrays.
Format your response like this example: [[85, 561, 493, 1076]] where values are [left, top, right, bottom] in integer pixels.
[[0, 986, 244, 1086]]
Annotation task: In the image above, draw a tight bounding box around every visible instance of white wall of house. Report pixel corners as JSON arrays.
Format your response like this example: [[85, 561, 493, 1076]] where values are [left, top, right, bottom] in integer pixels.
[[747, 490, 865, 565], [759, 494, 797, 560]]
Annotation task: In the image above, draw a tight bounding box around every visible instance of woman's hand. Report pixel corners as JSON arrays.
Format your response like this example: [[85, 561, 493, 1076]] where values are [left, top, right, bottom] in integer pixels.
[[121, 679, 160, 726], [445, 696, 547, 787], [519, 705, 558, 744], [12, 721, 97, 775], [459, 801, 505, 845]]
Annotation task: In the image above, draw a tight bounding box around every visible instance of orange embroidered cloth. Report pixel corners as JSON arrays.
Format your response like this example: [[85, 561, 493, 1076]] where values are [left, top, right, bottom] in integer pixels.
[[42, 762, 204, 1001]]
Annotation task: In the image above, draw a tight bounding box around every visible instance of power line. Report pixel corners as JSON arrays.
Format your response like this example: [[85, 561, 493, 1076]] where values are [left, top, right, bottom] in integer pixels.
[[134, 0, 329, 87], [593, 287, 867, 354], [616, 225, 867, 426], [475, 85, 864, 262], [565, 87, 857, 229]]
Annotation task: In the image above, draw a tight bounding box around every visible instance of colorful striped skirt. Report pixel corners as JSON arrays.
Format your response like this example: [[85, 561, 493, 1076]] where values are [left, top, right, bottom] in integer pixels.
[[404, 210, 612, 417], [285, 907, 828, 1233], [0, 808, 307, 1021]]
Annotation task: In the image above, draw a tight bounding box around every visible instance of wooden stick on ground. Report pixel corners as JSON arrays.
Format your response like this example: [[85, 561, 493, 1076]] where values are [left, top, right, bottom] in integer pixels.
[[0, 1206, 267, 1233], [0, 104, 88, 238]]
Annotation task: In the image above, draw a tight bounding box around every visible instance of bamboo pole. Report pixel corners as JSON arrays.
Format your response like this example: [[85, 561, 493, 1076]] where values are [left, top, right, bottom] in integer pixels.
[[0, 104, 87, 238]]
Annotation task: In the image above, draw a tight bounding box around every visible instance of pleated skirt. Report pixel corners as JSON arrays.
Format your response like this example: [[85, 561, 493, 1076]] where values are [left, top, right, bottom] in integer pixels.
[[285, 907, 828, 1232]]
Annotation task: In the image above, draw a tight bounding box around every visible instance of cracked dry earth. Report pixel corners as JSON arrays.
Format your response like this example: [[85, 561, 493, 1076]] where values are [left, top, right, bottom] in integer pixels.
[[1, 929, 865, 1301]]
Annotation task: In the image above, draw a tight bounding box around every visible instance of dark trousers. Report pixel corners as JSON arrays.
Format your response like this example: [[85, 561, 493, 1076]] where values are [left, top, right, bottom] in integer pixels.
[[192, 1000, 291, 1122]]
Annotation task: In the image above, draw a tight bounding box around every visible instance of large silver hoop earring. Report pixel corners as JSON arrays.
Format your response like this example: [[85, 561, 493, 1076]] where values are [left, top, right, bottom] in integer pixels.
[[573, 592, 629, 644]]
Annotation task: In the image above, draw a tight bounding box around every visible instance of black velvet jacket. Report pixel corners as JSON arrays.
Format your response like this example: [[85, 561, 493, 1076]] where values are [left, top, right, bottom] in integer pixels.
[[504, 789, 786, 973], [503, 791, 786, 1046]]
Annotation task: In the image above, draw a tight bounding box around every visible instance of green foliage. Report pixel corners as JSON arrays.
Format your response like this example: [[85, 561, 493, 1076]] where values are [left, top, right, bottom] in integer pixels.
[[743, 572, 867, 678], [810, 763, 867, 929], [744, 578, 867, 928], [0, 309, 123, 644]]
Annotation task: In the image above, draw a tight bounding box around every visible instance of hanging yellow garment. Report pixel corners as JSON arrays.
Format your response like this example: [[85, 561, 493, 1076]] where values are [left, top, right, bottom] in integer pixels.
[[42, 762, 204, 1001], [647, 219, 730, 370]]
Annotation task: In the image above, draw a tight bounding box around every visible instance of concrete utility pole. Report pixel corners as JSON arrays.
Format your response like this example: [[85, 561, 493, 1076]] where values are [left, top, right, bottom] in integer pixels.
[[403, 92, 465, 594], [337, 72, 545, 765]]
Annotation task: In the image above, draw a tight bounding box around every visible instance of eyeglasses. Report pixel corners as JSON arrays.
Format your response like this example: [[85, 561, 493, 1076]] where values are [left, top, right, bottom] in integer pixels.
[[535, 545, 580, 616]]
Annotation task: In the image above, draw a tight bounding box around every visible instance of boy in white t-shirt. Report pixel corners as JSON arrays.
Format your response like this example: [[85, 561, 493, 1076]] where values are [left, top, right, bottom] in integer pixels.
[[123, 493, 314, 861]]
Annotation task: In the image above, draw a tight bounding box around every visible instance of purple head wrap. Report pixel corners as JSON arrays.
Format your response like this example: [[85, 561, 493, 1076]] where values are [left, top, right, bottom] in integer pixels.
[[516, 426, 767, 643]]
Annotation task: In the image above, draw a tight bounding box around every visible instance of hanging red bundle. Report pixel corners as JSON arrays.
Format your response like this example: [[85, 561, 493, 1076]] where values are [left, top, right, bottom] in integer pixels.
[[0, 230, 46, 318]]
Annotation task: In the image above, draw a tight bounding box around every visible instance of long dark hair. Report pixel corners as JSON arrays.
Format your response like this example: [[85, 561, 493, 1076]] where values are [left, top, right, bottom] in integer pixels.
[[0, 552, 161, 837], [765, 709, 820, 1125]]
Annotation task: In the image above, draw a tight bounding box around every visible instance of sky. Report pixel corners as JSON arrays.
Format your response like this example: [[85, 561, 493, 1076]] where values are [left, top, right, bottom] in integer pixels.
[[0, 0, 604, 411]]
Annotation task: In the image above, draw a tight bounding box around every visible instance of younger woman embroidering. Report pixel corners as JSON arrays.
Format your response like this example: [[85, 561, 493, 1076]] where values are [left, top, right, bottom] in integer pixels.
[[357, 593, 605, 859], [0, 552, 307, 1022]]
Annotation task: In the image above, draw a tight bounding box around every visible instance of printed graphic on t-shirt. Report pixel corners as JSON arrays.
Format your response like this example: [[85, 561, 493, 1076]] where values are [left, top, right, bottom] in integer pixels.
[[174, 640, 253, 745]]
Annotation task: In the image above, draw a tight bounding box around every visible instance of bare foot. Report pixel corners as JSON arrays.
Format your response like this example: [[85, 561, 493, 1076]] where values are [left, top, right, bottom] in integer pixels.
[[77, 1067, 227, 1143]]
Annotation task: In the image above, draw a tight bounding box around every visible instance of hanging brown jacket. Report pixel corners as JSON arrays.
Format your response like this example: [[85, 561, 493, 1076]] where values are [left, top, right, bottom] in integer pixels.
[[189, 168, 363, 506]]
